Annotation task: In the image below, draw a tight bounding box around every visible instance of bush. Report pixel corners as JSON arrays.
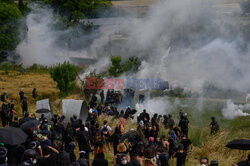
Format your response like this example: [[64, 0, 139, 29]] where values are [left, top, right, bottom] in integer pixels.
[[50, 62, 78, 97], [108, 56, 141, 77]]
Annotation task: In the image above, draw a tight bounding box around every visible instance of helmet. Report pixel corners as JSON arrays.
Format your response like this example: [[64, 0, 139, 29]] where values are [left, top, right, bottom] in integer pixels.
[[23, 149, 37, 160], [0, 147, 7, 160]]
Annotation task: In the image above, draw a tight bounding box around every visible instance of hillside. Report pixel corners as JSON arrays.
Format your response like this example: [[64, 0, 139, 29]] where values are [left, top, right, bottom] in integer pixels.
[[0, 70, 249, 165]]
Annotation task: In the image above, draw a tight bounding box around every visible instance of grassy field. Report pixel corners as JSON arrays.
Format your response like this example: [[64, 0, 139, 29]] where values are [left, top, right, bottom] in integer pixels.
[[0, 70, 249, 165]]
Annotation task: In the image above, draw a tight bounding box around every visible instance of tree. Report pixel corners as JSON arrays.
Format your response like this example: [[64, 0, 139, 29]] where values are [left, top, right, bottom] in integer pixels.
[[50, 62, 79, 96], [108, 56, 141, 77], [0, 1, 22, 62], [43, 0, 112, 21], [108, 56, 123, 77], [18, 0, 25, 15]]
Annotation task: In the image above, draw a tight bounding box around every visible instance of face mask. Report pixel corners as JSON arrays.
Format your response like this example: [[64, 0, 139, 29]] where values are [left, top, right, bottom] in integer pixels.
[[32, 159, 37, 165], [156, 155, 159, 159], [121, 160, 127, 165]]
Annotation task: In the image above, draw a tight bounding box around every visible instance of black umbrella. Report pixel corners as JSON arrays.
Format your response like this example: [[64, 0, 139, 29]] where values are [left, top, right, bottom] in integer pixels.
[[36, 109, 50, 113], [20, 120, 40, 130], [226, 139, 250, 150], [0, 127, 28, 145], [121, 130, 138, 141]]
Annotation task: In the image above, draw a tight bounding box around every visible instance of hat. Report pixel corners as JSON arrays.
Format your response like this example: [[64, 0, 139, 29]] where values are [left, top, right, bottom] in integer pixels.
[[117, 143, 127, 153], [93, 109, 98, 113]]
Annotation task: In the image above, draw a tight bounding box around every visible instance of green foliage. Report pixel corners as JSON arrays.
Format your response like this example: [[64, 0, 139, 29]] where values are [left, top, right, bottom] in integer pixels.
[[0, 1, 22, 62], [43, 0, 112, 21], [50, 62, 79, 97], [108, 56, 141, 77], [18, 0, 25, 14], [81, 70, 104, 102]]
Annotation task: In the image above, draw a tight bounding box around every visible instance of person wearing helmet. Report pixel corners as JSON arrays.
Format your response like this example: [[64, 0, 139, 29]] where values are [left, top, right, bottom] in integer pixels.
[[0, 147, 8, 166], [22, 149, 38, 166]]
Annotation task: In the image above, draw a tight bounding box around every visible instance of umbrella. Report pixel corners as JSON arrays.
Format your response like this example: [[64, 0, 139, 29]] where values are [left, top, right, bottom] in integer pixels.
[[36, 109, 50, 113], [20, 120, 40, 130], [226, 139, 250, 150], [0, 127, 28, 145], [121, 130, 138, 141]]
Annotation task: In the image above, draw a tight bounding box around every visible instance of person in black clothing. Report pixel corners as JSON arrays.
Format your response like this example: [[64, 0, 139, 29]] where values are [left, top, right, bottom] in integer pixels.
[[180, 136, 192, 152], [210, 117, 219, 135], [19, 112, 32, 126], [144, 125, 155, 140], [37, 146, 59, 166], [77, 124, 91, 160], [139, 109, 150, 124], [6, 100, 16, 126], [111, 126, 122, 155], [22, 96, 28, 116], [11, 116, 19, 127], [32, 88, 38, 99], [1, 101, 8, 127], [78, 151, 90, 166], [178, 113, 189, 138], [19, 88, 24, 101], [92, 152, 108, 166], [167, 115, 175, 129], [100, 90, 104, 104], [128, 153, 141, 166], [174, 144, 187, 166], [66, 142, 76, 163], [156, 146, 169, 166], [0, 91, 8, 102]]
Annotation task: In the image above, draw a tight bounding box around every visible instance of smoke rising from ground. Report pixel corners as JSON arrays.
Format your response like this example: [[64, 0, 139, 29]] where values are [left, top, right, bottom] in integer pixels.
[[135, 97, 173, 117], [17, 0, 250, 94], [222, 100, 250, 119]]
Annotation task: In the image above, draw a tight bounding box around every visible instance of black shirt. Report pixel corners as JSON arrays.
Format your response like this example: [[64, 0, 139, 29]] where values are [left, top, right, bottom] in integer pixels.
[[92, 159, 108, 166], [180, 139, 191, 152], [176, 152, 187, 166]]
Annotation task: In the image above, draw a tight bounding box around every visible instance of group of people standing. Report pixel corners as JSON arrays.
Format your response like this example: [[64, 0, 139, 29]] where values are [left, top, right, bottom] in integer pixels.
[[1, 88, 247, 166]]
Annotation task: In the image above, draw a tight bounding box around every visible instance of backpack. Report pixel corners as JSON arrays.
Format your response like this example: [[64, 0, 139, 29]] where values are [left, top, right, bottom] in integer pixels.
[[102, 126, 109, 135]]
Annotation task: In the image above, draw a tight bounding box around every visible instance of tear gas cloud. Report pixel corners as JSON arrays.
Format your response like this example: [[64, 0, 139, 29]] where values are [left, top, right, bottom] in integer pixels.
[[135, 97, 173, 117], [222, 100, 249, 119], [17, 0, 250, 94]]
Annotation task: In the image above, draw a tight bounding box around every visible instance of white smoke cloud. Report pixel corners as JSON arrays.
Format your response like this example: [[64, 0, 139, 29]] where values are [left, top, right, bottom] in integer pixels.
[[16, 3, 113, 67], [17, 0, 250, 94], [222, 99, 249, 119], [135, 97, 173, 117]]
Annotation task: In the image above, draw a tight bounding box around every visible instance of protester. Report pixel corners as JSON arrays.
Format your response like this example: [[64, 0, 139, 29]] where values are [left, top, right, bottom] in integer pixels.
[[32, 88, 38, 99], [0, 88, 246, 166], [19, 88, 24, 101], [210, 117, 219, 135], [200, 157, 209, 166]]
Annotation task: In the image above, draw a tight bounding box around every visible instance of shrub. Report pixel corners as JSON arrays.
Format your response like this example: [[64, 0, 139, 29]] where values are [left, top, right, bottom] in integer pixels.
[[108, 56, 141, 77], [50, 62, 78, 97]]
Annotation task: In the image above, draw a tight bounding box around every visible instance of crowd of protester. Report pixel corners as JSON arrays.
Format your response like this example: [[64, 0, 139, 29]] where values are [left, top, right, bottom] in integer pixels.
[[0, 89, 249, 166]]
